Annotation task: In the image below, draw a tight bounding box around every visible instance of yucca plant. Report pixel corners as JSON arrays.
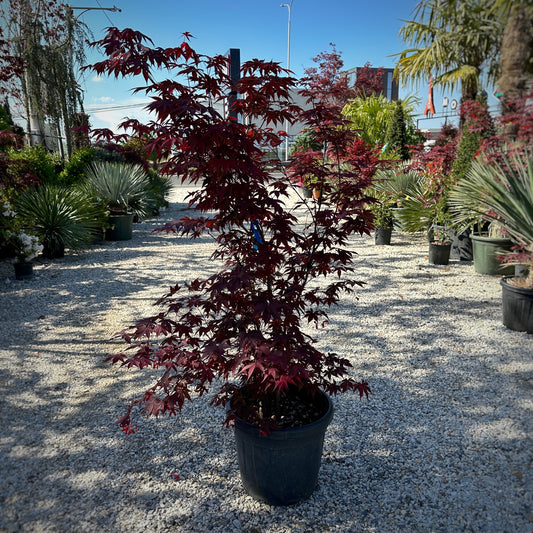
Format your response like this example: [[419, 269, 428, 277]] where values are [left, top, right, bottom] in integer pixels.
[[449, 149, 533, 285], [84, 161, 152, 218], [373, 167, 433, 231], [145, 170, 173, 214], [13, 185, 101, 258]]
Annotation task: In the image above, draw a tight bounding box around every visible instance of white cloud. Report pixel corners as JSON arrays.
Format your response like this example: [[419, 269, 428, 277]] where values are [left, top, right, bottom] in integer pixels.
[[87, 97, 152, 133], [91, 75, 104, 83], [95, 96, 115, 103]]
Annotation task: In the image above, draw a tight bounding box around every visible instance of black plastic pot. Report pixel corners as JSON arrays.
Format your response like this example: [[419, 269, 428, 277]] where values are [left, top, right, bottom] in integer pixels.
[[233, 390, 333, 506], [14, 262, 33, 280], [105, 213, 134, 241], [428, 242, 451, 265], [450, 229, 473, 261], [500, 277, 533, 333], [375, 227, 392, 245]]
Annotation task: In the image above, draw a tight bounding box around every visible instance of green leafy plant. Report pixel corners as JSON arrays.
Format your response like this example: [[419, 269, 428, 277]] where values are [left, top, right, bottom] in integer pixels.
[[372, 166, 422, 229], [13, 185, 100, 258], [58, 147, 96, 186], [6, 145, 62, 185], [145, 169, 173, 214], [84, 161, 152, 217], [394, 160, 454, 243], [449, 149, 533, 284]]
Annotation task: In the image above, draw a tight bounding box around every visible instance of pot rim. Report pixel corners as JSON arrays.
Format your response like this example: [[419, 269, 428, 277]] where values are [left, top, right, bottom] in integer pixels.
[[500, 276, 533, 294], [471, 234, 513, 244], [232, 389, 334, 438]]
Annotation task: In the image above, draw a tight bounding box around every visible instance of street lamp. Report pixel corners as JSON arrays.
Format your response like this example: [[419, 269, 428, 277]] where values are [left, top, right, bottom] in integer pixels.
[[281, 1, 293, 161]]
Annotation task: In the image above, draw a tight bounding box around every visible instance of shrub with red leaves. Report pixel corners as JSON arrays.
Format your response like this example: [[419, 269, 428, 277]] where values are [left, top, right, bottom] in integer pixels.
[[86, 29, 373, 436]]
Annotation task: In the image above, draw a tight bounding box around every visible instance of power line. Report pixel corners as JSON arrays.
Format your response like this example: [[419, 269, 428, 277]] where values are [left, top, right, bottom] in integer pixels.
[[94, 0, 118, 26], [85, 102, 151, 113]]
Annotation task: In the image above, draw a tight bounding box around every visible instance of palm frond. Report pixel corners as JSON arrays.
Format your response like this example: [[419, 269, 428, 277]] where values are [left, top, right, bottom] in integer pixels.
[[84, 161, 151, 218], [449, 150, 533, 250]]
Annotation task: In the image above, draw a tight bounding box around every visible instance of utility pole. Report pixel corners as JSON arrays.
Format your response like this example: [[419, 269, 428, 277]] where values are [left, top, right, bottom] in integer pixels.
[[281, 1, 293, 161]]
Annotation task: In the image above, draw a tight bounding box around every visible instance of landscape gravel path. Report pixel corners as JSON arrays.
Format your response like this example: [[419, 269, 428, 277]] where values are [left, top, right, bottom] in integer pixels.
[[0, 182, 531, 533]]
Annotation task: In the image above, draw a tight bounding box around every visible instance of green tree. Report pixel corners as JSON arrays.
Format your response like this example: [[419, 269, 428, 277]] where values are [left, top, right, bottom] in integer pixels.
[[342, 93, 419, 149], [0, 0, 89, 157], [395, 0, 503, 103], [451, 97, 494, 183], [385, 100, 410, 160]]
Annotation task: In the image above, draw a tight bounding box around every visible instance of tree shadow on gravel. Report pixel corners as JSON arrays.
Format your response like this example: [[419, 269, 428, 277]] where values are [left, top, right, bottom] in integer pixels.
[[1, 218, 531, 532]]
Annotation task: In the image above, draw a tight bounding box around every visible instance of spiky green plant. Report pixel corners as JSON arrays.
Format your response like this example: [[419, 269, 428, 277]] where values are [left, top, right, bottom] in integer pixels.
[[449, 149, 533, 284], [145, 170, 173, 214], [13, 185, 101, 258], [372, 167, 428, 231], [84, 161, 151, 218]]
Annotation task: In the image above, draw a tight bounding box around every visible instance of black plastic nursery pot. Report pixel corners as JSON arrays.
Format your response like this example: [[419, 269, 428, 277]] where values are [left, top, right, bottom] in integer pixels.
[[233, 390, 334, 506], [500, 277, 533, 334], [450, 229, 473, 261], [374, 227, 392, 245], [105, 213, 134, 241], [14, 262, 33, 280], [428, 242, 451, 265]]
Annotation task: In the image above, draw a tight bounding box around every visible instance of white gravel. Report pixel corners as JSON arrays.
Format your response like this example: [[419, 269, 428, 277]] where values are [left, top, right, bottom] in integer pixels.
[[1, 180, 532, 533]]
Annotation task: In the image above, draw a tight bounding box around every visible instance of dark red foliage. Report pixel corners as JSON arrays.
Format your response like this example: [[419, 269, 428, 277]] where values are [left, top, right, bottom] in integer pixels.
[[409, 123, 459, 176], [459, 99, 495, 136], [87, 29, 373, 435], [481, 90, 533, 156], [301, 43, 354, 107], [353, 62, 385, 98]]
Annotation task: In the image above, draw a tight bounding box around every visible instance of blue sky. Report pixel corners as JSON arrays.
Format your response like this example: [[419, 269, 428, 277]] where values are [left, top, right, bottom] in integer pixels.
[[77, 0, 461, 133]]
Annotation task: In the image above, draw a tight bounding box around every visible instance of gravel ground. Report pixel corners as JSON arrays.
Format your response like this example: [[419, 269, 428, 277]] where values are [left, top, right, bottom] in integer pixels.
[[1, 181, 532, 533]]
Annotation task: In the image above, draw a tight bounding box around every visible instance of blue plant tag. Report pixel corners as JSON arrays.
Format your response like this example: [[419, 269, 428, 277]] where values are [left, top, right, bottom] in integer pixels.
[[251, 220, 263, 251]]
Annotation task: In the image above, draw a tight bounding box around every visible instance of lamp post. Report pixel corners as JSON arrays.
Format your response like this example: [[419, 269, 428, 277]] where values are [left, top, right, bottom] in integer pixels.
[[281, 1, 293, 161]]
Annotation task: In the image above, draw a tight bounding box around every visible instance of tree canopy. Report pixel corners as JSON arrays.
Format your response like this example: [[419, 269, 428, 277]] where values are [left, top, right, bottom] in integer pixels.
[[394, 0, 504, 102], [0, 0, 90, 157]]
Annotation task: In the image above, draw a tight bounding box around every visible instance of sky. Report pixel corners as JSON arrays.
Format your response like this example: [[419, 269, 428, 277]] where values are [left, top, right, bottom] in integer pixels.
[[76, 0, 465, 134]]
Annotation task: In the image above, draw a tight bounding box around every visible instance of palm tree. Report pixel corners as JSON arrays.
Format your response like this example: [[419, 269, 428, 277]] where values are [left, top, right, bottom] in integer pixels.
[[394, 0, 503, 103], [494, 1, 533, 117]]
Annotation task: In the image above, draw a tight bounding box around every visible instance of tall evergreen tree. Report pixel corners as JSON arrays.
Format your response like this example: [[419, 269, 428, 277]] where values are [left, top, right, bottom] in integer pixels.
[[385, 100, 410, 160]]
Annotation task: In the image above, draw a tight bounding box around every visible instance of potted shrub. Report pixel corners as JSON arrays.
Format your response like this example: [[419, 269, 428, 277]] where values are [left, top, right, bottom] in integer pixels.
[[368, 166, 417, 245], [449, 149, 533, 332], [87, 28, 373, 505], [13, 185, 100, 258], [2, 201, 42, 278], [392, 159, 457, 263], [289, 130, 324, 198], [369, 196, 394, 245], [428, 224, 452, 265], [84, 161, 152, 241]]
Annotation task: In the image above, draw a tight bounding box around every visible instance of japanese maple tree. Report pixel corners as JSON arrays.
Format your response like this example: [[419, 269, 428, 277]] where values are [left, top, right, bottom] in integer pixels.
[[86, 29, 373, 435], [353, 62, 385, 98]]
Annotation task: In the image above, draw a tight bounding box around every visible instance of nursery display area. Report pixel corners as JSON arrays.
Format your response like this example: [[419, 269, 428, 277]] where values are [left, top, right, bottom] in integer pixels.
[[0, 181, 531, 532], [1, 1, 532, 530]]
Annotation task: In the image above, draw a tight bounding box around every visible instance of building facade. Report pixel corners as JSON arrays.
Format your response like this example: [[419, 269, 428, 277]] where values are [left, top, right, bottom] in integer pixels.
[[342, 67, 399, 101]]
